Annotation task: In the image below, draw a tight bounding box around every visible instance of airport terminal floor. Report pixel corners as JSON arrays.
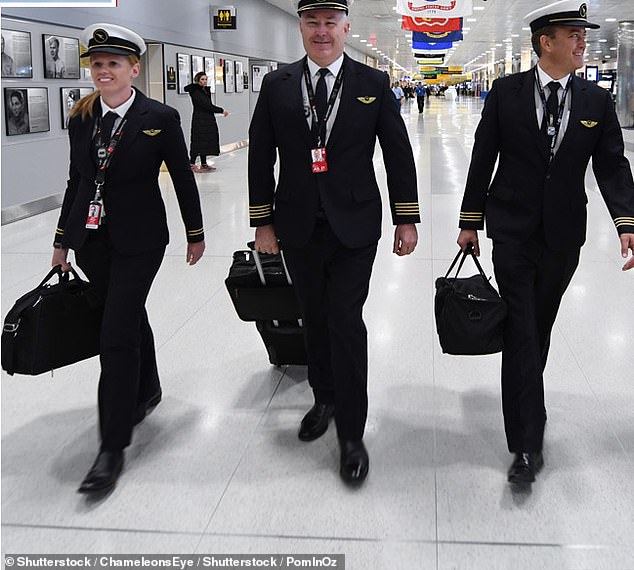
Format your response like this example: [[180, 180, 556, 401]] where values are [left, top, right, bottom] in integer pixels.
[[2, 95, 634, 569]]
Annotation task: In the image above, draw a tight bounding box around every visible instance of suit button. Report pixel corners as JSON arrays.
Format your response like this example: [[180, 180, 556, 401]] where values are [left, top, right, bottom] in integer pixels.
[[545, 174, 551, 180]]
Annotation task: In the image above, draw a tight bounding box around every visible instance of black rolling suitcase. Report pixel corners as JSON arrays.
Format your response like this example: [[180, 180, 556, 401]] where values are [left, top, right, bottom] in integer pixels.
[[225, 243, 306, 366]]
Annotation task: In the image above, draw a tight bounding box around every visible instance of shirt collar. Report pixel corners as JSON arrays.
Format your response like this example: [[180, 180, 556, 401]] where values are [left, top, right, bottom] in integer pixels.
[[307, 54, 344, 79], [101, 88, 136, 118], [536, 64, 570, 91]]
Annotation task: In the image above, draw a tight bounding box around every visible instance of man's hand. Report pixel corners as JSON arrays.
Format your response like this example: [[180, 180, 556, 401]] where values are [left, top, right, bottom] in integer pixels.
[[457, 229, 480, 256], [393, 224, 418, 256], [51, 247, 71, 272], [620, 233, 634, 271], [187, 241, 205, 265], [255, 224, 279, 254]]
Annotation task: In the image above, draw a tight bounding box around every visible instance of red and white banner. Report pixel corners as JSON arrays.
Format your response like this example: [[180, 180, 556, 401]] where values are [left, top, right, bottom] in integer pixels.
[[401, 16, 462, 32], [396, 0, 472, 19]]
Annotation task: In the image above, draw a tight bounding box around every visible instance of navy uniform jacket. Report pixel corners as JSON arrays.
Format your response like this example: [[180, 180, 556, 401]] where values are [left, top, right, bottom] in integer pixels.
[[248, 54, 420, 249], [54, 89, 204, 254], [459, 70, 634, 251]]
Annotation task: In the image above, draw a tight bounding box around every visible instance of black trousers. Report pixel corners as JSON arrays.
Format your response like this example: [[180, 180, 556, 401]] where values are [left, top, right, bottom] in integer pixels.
[[75, 228, 165, 451], [492, 232, 580, 453], [283, 220, 377, 441], [190, 152, 208, 165], [417, 96, 425, 113]]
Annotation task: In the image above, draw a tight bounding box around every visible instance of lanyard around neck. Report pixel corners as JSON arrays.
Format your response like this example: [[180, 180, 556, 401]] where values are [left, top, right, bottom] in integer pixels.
[[303, 60, 344, 147], [535, 68, 572, 161], [94, 113, 128, 187]]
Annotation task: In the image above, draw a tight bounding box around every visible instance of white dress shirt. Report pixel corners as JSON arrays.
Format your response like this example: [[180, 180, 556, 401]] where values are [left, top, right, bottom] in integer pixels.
[[534, 64, 572, 155], [302, 54, 344, 144]]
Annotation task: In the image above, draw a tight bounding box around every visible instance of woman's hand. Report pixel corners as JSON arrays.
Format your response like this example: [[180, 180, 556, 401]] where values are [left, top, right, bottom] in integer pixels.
[[223, 110, 230, 117]]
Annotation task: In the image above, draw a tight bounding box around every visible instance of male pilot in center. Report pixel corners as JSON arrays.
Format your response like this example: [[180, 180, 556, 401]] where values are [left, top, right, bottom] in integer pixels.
[[249, 0, 420, 485]]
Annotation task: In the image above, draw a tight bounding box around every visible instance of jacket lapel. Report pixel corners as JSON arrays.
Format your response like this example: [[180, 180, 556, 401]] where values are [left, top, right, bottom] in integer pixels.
[[520, 69, 549, 160], [326, 53, 356, 150], [107, 88, 147, 170], [283, 59, 312, 146], [551, 75, 586, 164]]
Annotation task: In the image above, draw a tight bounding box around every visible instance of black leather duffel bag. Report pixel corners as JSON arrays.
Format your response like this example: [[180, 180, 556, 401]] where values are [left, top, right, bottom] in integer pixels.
[[2, 265, 103, 376], [435, 245, 507, 355]]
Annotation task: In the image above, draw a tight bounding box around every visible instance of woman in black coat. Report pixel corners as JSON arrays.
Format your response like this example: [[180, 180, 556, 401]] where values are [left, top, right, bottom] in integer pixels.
[[184, 71, 229, 172]]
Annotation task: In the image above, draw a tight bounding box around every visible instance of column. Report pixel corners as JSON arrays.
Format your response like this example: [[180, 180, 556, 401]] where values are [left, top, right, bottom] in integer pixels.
[[616, 21, 634, 128]]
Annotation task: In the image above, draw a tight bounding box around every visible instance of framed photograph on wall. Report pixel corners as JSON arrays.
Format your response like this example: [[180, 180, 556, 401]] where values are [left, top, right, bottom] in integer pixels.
[[223, 58, 235, 93], [191, 54, 204, 78], [177, 53, 192, 94], [2, 30, 33, 78], [4, 87, 50, 136], [234, 61, 244, 93], [204, 56, 216, 93], [60, 87, 94, 129], [251, 64, 268, 92], [42, 34, 80, 79]]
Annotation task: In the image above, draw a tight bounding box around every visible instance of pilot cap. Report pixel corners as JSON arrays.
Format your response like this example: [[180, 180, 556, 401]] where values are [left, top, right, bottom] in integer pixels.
[[525, 1, 600, 33], [296, 0, 353, 15], [80, 23, 146, 58]]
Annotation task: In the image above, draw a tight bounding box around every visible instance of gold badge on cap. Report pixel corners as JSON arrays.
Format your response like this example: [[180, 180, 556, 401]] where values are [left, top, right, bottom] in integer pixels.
[[93, 29, 109, 43], [357, 96, 376, 104], [579, 3, 588, 18], [580, 120, 598, 128]]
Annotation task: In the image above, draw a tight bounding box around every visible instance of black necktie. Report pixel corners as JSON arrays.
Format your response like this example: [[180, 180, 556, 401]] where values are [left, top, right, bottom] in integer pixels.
[[100, 111, 118, 139], [313, 68, 329, 143], [542, 81, 561, 136]]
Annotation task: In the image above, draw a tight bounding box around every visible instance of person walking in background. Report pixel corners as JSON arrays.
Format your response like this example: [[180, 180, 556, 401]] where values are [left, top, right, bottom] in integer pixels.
[[51, 23, 206, 495], [415, 81, 426, 114], [2, 35, 16, 77], [456, 1, 634, 488], [184, 71, 229, 172], [391, 80, 404, 107], [249, 0, 419, 486]]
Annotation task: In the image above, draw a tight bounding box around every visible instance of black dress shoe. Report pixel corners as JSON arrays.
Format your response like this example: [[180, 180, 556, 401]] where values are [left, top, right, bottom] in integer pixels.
[[298, 403, 335, 441], [134, 389, 162, 425], [339, 439, 369, 485], [507, 452, 544, 484], [78, 450, 124, 494]]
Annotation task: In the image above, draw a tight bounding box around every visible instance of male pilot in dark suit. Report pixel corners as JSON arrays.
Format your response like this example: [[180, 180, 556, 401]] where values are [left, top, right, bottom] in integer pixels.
[[457, 1, 634, 487], [249, 0, 420, 485]]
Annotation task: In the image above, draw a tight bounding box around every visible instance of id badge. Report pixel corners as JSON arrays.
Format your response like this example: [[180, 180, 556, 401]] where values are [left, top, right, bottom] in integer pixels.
[[547, 125, 556, 137], [85, 200, 103, 229], [311, 147, 328, 174]]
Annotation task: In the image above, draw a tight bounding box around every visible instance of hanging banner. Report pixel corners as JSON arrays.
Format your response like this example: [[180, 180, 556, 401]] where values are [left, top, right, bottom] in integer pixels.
[[413, 29, 463, 43], [412, 41, 453, 50], [402, 16, 462, 32], [396, 0, 473, 19]]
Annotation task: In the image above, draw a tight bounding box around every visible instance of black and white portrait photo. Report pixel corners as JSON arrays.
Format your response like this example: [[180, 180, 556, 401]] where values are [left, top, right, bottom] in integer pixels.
[[43, 34, 80, 79], [4, 87, 50, 136], [1, 30, 33, 78], [60, 87, 94, 128]]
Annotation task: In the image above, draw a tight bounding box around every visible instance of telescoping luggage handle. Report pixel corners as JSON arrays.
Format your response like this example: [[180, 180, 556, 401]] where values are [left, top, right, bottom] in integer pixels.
[[246, 241, 293, 286], [246, 241, 301, 328], [445, 243, 496, 290]]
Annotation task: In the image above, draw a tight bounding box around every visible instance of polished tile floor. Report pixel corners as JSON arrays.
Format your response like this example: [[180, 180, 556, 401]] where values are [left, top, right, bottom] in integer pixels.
[[2, 95, 633, 569]]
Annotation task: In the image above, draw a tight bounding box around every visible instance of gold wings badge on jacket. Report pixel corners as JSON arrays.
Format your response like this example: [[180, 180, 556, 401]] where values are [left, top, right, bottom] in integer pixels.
[[357, 97, 376, 104], [580, 120, 598, 128], [142, 129, 162, 136]]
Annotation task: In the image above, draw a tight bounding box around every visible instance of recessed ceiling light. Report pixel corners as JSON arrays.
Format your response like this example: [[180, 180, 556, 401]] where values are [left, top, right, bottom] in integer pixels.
[[605, 17, 616, 22], [473, 5, 485, 10], [599, 39, 607, 42], [360, 39, 367, 43], [352, 34, 360, 38], [463, 27, 471, 31], [466, 18, 477, 22], [610, 47, 617, 50], [522, 27, 531, 31], [605, 55, 611, 58]]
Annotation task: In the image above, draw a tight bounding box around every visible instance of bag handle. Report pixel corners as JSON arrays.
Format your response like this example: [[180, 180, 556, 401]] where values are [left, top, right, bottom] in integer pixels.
[[444, 243, 489, 281], [36, 264, 84, 289]]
